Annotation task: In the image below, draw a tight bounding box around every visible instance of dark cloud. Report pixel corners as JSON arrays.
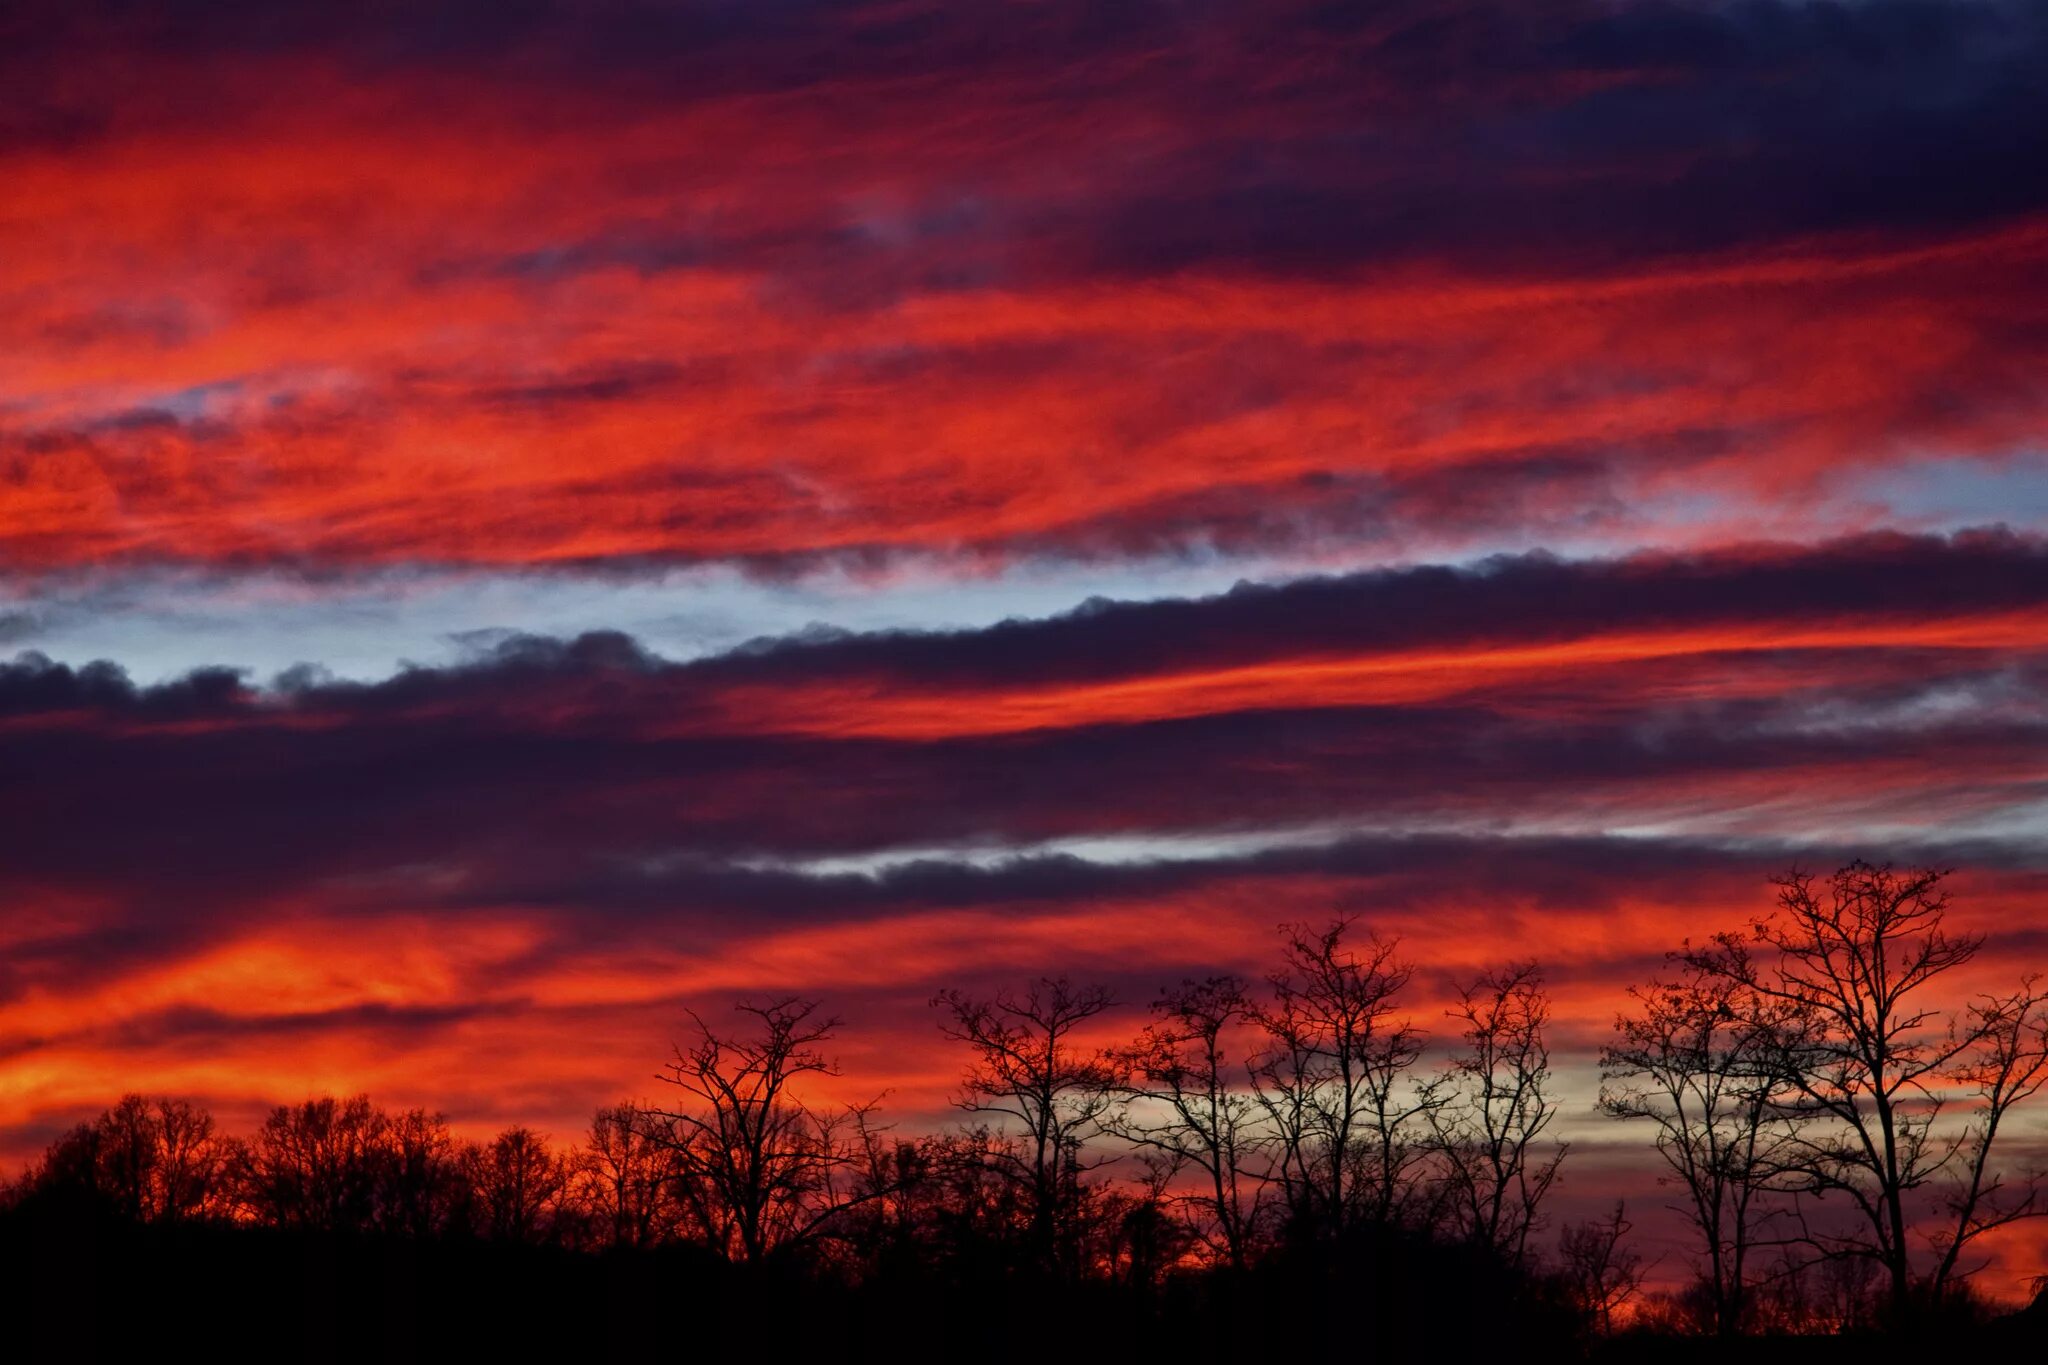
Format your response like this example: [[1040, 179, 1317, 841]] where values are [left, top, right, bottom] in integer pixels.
[[10, 527, 2041, 714], [1081, 3, 2048, 276], [467, 361, 693, 411], [92, 999, 517, 1053], [697, 528, 2048, 691], [1, 534, 2041, 961], [439, 829, 2048, 931], [0, 652, 247, 719], [11, 2, 2044, 277], [0, 611, 42, 646]]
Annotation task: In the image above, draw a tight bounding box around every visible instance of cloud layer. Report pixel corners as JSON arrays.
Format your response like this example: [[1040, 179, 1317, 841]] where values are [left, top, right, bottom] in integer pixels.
[[3, 1, 2045, 579], [5, 534, 2044, 1177], [4, 0, 2046, 1294]]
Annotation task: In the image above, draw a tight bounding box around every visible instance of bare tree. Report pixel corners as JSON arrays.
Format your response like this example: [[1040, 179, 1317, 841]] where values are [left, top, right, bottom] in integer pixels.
[[379, 1106, 463, 1239], [573, 1102, 687, 1250], [1690, 862, 2048, 1322], [244, 1095, 391, 1233], [1600, 941, 1802, 1334], [1094, 1180, 1194, 1294], [1432, 961, 1567, 1264], [1752, 1244, 1885, 1333], [19, 1095, 239, 1224], [1250, 920, 1441, 1238], [846, 1125, 1036, 1277], [932, 976, 1119, 1276], [647, 996, 887, 1265], [1558, 1201, 1647, 1334], [1925, 976, 2048, 1295], [464, 1125, 571, 1244], [1107, 975, 1270, 1269], [95, 1095, 164, 1225], [150, 1098, 235, 1222]]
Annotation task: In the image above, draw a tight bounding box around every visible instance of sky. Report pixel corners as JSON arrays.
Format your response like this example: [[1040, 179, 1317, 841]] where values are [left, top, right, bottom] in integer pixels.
[[4, 0, 2048, 1287]]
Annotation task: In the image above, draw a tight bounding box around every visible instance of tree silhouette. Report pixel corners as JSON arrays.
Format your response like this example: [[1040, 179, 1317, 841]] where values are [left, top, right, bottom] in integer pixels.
[[1430, 961, 1566, 1264], [244, 1094, 390, 1234], [6, 868, 2043, 1347], [384, 1107, 466, 1238], [646, 996, 888, 1265], [1558, 1201, 1647, 1334], [1600, 940, 1802, 1333], [14, 1095, 239, 1224], [464, 1125, 570, 1244], [1107, 975, 1271, 1270], [1250, 920, 1441, 1238], [932, 976, 1119, 1277], [573, 1102, 687, 1250], [1687, 862, 2048, 1324]]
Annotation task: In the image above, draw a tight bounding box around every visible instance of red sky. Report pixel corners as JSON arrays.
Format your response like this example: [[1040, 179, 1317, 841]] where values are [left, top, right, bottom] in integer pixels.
[[3, 0, 2047, 1296]]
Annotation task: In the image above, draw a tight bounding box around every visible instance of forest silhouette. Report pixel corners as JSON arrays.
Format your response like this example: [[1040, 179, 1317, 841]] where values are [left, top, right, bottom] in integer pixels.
[[5, 863, 2045, 1359]]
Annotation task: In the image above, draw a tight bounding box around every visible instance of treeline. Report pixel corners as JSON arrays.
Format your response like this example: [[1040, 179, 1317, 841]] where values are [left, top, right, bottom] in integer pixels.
[[3, 863, 2044, 1356]]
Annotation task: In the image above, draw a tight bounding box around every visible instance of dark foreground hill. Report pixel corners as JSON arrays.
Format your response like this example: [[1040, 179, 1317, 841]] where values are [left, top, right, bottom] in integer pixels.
[[3, 1205, 2040, 1363]]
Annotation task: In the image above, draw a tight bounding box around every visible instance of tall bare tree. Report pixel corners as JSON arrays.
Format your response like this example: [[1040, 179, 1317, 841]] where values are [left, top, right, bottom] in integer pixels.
[[1927, 977, 2048, 1292], [1108, 975, 1270, 1269], [1600, 940, 1802, 1334], [1431, 961, 1566, 1264], [647, 996, 887, 1265], [932, 976, 1119, 1276], [1250, 920, 1441, 1238], [1689, 863, 2048, 1323]]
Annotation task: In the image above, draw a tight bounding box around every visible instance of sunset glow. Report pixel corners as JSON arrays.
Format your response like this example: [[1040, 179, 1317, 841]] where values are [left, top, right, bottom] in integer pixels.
[[4, 0, 2047, 1322]]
